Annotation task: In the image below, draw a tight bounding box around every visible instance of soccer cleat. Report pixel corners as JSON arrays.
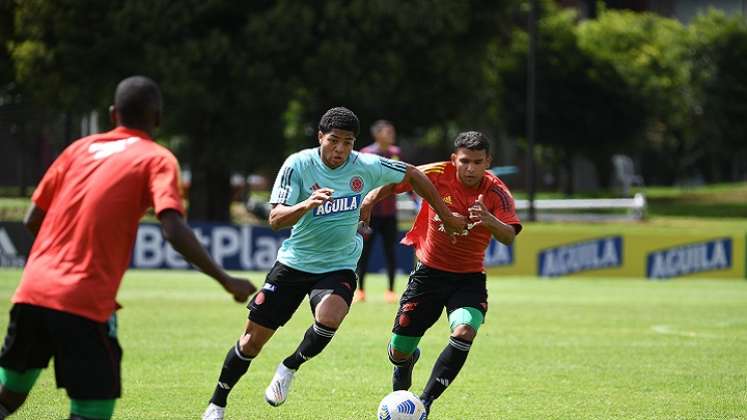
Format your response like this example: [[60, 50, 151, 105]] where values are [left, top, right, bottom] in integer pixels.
[[420, 395, 433, 417], [202, 403, 225, 420], [384, 290, 398, 304], [392, 347, 420, 391], [353, 289, 366, 303], [264, 362, 296, 406]]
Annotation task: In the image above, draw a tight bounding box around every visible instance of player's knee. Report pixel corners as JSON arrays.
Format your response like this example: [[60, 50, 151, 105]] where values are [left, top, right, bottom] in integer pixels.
[[451, 324, 477, 342], [389, 334, 421, 359], [238, 334, 265, 357], [314, 295, 349, 328], [448, 307, 484, 338]]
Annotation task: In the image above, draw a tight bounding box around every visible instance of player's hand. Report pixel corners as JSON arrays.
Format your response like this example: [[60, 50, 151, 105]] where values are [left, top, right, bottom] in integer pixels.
[[304, 188, 334, 210], [442, 212, 467, 236], [469, 194, 495, 227], [222, 276, 257, 303], [357, 220, 373, 239]]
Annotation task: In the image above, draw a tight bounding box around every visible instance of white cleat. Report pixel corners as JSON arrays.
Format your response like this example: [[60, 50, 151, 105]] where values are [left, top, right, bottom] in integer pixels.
[[264, 362, 296, 406], [202, 403, 225, 420]]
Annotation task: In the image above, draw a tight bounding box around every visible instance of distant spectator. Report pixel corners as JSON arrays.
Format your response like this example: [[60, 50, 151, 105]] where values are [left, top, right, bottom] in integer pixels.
[[356, 120, 401, 304]]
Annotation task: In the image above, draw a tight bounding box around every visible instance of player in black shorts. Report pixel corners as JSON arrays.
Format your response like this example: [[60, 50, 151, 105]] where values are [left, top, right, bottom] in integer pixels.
[[360, 132, 522, 416]]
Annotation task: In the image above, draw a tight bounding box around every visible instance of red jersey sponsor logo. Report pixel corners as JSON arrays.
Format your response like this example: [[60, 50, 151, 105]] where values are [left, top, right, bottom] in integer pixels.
[[350, 176, 364, 193]]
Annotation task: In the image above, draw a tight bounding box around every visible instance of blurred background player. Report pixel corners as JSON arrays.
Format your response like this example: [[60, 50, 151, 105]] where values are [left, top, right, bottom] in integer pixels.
[[201, 107, 466, 420], [361, 131, 522, 417], [0, 76, 255, 420], [356, 120, 402, 303]]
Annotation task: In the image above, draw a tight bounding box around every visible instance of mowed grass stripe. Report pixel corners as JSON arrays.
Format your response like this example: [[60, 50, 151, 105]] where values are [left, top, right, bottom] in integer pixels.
[[0, 269, 745, 419]]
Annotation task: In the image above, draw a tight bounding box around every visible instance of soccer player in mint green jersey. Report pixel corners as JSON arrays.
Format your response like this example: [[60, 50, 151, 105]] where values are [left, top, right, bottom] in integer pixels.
[[202, 107, 466, 420]]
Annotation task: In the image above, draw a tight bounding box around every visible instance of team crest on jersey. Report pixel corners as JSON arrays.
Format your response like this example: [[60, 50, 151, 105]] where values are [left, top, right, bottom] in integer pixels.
[[442, 195, 453, 205], [350, 176, 364, 193], [314, 194, 361, 216]]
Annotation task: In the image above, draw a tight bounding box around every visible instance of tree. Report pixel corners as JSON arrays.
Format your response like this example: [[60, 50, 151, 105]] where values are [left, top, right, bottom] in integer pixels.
[[689, 10, 747, 182], [496, 4, 644, 194], [577, 10, 693, 185], [8, 0, 517, 220]]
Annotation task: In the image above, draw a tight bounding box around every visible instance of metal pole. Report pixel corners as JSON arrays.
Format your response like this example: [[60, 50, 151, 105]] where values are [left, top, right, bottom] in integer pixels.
[[526, 0, 538, 222]]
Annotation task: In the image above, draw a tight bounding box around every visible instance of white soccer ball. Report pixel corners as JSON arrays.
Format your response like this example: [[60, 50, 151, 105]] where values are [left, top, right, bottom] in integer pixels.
[[377, 390, 427, 420]]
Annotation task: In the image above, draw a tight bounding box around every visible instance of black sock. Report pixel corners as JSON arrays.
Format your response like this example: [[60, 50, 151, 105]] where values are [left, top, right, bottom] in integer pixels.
[[283, 321, 336, 370], [209, 342, 254, 407], [421, 336, 472, 402]]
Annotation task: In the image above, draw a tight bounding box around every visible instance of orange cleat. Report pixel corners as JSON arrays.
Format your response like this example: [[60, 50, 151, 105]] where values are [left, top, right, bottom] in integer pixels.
[[385, 290, 398, 304], [353, 289, 366, 303]]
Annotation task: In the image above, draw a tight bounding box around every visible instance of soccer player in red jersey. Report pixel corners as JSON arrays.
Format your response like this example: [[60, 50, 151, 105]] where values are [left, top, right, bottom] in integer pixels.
[[0, 76, 255, 420], [360, 131, 522, 417], [356, 120, 403, 303]]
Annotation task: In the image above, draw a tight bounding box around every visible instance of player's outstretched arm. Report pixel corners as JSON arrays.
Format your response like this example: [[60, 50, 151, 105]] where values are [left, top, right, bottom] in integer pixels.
[[268, 187, 334, 230], [158, 209, 256, 302], [402, 165, 466, 234]]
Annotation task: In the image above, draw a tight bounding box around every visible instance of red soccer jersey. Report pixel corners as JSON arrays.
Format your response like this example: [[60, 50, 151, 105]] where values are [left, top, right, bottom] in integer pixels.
[[13, 127, 185, 322], [395, 161, 522, 273]]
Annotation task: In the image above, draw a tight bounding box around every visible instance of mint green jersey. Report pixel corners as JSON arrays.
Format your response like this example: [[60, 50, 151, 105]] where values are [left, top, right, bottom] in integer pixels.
[[269, 147, 407, 273]]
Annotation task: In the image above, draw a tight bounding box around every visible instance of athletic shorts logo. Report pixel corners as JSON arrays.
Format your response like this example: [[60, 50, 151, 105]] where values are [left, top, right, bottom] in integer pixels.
[[398, 314, 411, 327], [538, 236, 623, 277], [263, 283, 277, 292], [646, 238, 732, 279], [350, 176, 364, 193]]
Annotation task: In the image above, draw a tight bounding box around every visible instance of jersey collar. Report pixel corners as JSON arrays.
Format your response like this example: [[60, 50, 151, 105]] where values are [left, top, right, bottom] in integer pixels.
[[109, 126, 153, 141]]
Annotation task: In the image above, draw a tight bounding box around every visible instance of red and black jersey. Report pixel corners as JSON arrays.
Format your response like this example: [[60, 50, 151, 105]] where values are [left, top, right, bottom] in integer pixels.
[[394, 161, 521, 273]]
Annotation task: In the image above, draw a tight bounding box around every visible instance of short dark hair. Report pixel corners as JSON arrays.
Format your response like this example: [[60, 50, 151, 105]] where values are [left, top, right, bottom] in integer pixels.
[[319, 107, 360, 137], [114, 76, 162, 126], [370, 119, 393, 136], [453, 131, 491, 154]]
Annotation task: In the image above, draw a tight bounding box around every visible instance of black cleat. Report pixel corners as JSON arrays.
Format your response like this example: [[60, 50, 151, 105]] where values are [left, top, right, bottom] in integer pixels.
[[420, 395, 433, 417], [392, 347, 420, 391]]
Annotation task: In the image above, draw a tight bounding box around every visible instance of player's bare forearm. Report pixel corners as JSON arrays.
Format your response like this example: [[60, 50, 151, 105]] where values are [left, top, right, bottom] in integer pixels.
[[159, 210, 229, 281], [23, 204, 45, 237], [268, 202, 309, 230], [269, 187, 334, 230], [484, 217, 516, 245], [159, 210, 256, 301], [360, 184, 396, 222]]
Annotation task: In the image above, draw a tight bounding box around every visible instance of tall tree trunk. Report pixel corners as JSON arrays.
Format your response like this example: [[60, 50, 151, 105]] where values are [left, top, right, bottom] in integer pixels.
[[187, 136, 232, 222]]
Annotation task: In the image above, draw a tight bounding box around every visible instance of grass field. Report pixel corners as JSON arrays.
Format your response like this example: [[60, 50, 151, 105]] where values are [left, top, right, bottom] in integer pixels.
[[0, 270, 745, 419]]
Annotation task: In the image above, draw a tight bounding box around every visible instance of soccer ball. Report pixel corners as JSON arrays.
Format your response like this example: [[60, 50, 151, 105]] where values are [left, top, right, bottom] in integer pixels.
[[377, 390, 427, 420]]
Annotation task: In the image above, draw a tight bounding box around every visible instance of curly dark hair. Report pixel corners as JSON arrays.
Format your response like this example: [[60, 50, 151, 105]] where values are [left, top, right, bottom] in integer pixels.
[[319, 107, 360, 136], [453, 131, 491, 154], [114, 76, 162, 127]]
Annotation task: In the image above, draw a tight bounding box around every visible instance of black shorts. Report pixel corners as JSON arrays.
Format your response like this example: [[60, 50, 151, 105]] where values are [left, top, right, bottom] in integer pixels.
[[0, 304, 122, 399], [392, 263, 488, 337], [248, 261, 357, 330]]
